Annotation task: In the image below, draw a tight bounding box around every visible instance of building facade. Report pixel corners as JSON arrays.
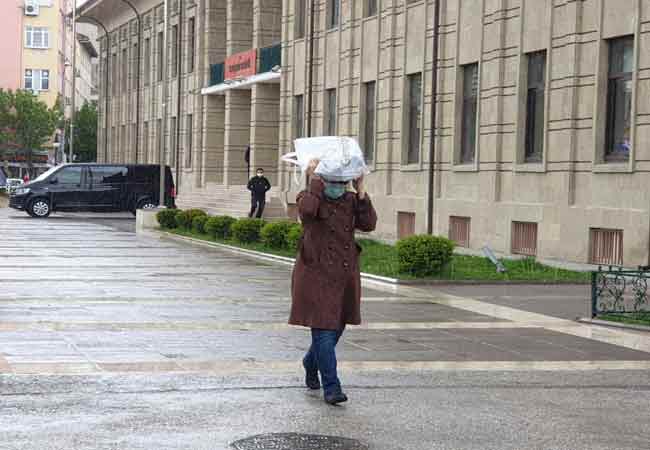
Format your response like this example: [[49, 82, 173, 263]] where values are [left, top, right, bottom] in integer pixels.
[[87, 0, 650, 268], [282, 0, 650, 267]]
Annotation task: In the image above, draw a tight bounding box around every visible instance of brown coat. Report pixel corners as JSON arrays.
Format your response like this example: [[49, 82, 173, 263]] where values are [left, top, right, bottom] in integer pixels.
[[289, 178, 378, 330]]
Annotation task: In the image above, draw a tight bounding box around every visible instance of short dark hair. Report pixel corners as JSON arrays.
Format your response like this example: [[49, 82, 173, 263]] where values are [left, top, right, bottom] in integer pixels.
[[257, 168, 264, 172]]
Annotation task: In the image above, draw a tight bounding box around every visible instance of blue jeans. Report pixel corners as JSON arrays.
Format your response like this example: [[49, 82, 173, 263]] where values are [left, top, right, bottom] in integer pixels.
[[303, 328, 345, 396]]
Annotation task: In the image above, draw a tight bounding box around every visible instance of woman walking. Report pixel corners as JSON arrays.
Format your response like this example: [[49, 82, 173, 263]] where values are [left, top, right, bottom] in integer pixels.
[[289, 159, 377, 405]]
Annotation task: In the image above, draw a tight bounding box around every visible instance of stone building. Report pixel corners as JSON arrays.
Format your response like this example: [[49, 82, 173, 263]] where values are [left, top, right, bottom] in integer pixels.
[[282, 0, 650, 267], [82, 0, 650, 267]]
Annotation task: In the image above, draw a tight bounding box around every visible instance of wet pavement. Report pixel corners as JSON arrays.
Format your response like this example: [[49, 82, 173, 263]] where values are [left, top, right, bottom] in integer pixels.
[[1, 208, 649, 449]]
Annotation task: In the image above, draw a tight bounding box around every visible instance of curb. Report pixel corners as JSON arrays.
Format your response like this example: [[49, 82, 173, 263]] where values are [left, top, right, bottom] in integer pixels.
[[156, 230, 589, 287], [577, 317, 650, 333]]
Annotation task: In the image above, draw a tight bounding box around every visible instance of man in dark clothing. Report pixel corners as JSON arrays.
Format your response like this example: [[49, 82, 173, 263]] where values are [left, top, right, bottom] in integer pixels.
[[247, 168, 271, 218], [244, 145, 251, 179]]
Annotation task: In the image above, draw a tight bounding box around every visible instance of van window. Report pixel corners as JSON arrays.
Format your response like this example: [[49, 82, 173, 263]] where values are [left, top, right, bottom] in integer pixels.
[[91, 166, 128, 185], [56, 166, 83, 185], [129, 166, 157, 184]]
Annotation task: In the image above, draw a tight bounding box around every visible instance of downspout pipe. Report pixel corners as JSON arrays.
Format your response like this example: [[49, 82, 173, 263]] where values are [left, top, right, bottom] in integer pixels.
[[119, 0, 142, 163], [77, 16, 110, 162], [426, 0, 441, 235], [306, 0, 315, 138]]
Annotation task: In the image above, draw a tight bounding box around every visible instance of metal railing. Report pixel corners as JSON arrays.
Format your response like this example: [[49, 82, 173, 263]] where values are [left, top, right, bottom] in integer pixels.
[[591, 266, 650, 318]]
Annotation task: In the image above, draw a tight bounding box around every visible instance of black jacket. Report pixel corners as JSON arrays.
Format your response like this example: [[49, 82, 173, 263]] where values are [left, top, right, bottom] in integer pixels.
[[248, 176, 271, 197]]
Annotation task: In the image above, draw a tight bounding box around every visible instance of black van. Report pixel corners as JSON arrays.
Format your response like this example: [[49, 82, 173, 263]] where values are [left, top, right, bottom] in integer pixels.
[[9, 164, 176, 218]]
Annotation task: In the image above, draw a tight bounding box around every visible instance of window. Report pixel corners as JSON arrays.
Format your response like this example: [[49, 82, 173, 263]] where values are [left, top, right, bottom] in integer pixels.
[[24, 69, 49, 91], [406, 73, 422, 164], [122, 48, 128, 91], [295, 0, 306, 39], [170, 117, 177, 166], [363, 81, 376, 163], [589, 228, 623, 266], [90, 166, 127, 185], [121, 125, 126, 161], [365, 0, 377, 17], [144, 38, 151, 85], [460, 63, 478, 164], [185, 114, 193, 168], [524, 51, 546, 162], [55, 166, 82, 185], [171, 25, 179, 77], [132, 42, 138, 91], [325, 89, 337, 135], [157, 118, 163, 163], [449, 216, 471, 248], [294, 95, 304, 138], [605, 36, 634, 161], [143, 121, 149, 161], [157, 31, 164, 82], [511, 221, 538, 256], [398, 212, 416, 239], [327, 0, 340, 29], [25, 26, 50, 49], [187, 18, 196, 73]]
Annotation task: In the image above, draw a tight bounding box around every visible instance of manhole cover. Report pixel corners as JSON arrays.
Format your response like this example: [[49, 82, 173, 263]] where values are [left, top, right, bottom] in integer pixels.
[[230, 433, 368, 450]]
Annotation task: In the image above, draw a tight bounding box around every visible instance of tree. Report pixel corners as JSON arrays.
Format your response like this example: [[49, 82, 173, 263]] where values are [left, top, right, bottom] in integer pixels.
[[0, 90, 16, 159], [10, 90, 60, 175], [70, 101, 98, 162]]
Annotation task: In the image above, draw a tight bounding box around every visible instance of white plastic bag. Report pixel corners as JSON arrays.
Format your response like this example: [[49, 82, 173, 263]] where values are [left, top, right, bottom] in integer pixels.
[[281, 136, 370, 185]]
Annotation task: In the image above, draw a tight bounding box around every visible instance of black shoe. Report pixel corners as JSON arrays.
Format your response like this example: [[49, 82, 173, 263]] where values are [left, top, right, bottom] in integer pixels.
[[305, 373, 321, 390], [324, 392, 348, 405]]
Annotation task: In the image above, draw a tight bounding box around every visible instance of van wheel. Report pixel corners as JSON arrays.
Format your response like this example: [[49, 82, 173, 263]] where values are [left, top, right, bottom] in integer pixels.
[[133, 199, 158, 215], [29, 198, 51, 218]]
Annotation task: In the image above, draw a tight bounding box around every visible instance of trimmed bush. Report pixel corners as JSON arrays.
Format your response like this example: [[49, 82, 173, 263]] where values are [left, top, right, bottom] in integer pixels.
[[231, 218, 266, 243], [396, 235, 455, 276], [192, 215, 209, 234], [175, 210, 192, 229], [286, 223, 303, 252], [157, 209, 179, 229], [205, 215, 237, 240], [260, 221, 294, 249]]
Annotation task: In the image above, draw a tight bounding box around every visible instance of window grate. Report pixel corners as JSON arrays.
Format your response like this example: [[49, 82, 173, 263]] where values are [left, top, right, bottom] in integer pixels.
[[589, 228, 623, 266], [512, 222, 537, 256], [449, 216, 471, 248]]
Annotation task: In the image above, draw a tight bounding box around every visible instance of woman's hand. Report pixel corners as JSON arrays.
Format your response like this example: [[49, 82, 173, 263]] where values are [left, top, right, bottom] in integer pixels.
[[354, 176, 366, 199], [307, 159, 320, 178]]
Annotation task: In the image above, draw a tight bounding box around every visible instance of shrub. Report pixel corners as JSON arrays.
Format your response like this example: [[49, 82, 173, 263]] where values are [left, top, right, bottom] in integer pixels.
[[205, 215, 237, 240], [231, 218, 266, 243], [396, 235, 455, 276], [192, 215, 209, 234], [286, 223, 303, 252], [157, 209, 179, 229], [175, 210, 192, 229], [260, 221, 295, 249]]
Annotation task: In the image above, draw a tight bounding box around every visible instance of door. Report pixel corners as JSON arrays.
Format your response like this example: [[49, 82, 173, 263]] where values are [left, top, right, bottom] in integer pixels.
[[88, 165, 128, 211], [49, 165, 85, 210]]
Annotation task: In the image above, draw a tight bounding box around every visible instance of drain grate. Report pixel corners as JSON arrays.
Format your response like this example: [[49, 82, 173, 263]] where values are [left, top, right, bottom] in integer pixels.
[[230, 433, 368, 450]]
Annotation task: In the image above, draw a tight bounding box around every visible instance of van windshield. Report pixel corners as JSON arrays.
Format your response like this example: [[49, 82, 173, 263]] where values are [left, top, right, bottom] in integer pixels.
[[33, 166, 61, 183]]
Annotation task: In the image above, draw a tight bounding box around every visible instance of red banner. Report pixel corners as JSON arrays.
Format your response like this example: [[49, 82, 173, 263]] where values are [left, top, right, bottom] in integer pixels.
[[224, 49, 257, 80]]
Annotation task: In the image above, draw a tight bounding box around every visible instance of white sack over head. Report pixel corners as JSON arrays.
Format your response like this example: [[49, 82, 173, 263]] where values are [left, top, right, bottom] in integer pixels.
[[281, 136, 370, 184]]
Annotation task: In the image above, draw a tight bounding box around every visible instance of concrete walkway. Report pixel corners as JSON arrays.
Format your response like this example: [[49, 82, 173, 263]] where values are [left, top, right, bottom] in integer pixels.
[[0, 208, 649, 450]]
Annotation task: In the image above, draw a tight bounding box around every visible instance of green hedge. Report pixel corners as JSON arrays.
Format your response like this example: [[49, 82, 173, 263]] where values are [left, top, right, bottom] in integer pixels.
[[260, 221, 295, 249], [176, 208, 207, 229], [205, 215, 237, 240], [231, 218, 266, 243], [287, 223, 303, 252], [396, 235, 455, 276], [192, 215, 209, 234], [157, 209, 180, 229]]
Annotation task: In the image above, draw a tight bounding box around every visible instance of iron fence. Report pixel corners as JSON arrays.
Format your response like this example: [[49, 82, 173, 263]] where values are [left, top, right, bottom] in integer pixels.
[[591, 265, 650, 317]]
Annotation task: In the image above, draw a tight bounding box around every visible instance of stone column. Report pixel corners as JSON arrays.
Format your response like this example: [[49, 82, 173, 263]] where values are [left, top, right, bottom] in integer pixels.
[[250, 83, 280, 185], [224, 90, 252, 185]]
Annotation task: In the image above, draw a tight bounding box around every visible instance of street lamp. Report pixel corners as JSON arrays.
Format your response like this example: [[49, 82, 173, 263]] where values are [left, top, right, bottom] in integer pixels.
[[69, 0, 77, 164]]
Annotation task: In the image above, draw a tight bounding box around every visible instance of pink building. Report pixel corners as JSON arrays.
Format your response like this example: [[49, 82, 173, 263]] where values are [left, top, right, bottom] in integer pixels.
[[0, 0, 23, 91]]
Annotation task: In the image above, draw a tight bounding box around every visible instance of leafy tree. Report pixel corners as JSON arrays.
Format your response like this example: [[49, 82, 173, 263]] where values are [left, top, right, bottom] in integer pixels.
[[8, 90, 60, 175], [71, 101, 98, 162]]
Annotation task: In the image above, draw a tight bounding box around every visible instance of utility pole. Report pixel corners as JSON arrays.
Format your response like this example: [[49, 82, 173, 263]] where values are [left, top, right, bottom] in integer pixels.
[[159, 0, 168, 207], [69, 0, 77, 163]]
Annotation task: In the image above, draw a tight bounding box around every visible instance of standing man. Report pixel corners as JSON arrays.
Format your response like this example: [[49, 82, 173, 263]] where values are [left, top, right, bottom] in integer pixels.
[[247, 168, 271, 218], [244, 145, 251, 179]]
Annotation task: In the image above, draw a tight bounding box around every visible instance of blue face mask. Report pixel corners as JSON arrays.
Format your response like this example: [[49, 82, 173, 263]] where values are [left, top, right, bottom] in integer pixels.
[[324, 182, 347, 200]]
